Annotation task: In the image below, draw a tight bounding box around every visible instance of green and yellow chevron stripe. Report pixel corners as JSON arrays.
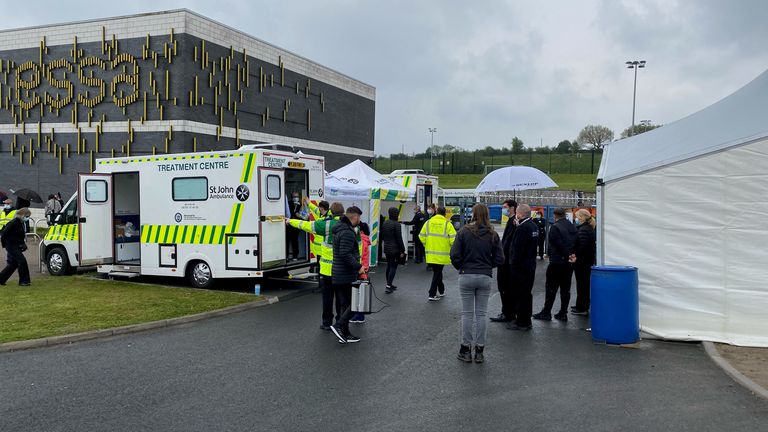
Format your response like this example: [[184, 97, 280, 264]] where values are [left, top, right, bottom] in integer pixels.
[[141, 203, 245, 245], [240, 153, 255, 183], [97, 153, 246, 165], [44, 224, 79, 241]]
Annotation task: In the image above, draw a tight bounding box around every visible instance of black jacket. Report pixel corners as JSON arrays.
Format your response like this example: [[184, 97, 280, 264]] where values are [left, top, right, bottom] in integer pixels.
[[573, 223, 596, 268], [332, 216, 362, 284], [1, 217, 25, 249], [450, 224, 504, 277], [511, 218, 539, 271], [403, 211, 427, 236], [534, 217, 547, 242], [380, 219, 405, 256], [500, 220, 517, 265], [547, 218, 577, 264]]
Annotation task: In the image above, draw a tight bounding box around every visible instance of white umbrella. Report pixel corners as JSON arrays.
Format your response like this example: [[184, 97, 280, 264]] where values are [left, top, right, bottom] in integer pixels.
[[474, 166, 557, 194]]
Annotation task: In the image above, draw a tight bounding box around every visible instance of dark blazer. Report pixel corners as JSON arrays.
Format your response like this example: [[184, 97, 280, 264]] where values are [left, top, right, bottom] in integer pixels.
[[511, 218, 539, 271], [380, 219, 405, 256], [403, 211, 427, 235], [547, 218, 577, 264], [331, 217, 362, 284], [573, 223, 597, 268], [500, 220, 516, 265]]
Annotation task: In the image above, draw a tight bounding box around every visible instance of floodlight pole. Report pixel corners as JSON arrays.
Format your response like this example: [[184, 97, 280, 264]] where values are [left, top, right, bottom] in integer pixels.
[[626, 60, 646, 137], [428, 128, 437, 173]]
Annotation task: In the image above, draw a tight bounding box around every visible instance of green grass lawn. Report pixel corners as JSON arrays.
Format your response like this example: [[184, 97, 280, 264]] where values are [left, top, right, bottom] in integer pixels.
[[436, 173, 597, 192], [0, 276, 258, 343]]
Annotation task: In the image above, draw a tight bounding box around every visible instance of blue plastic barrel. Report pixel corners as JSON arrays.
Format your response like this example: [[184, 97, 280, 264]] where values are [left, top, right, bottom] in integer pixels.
[[488, 204, 502, 222], [590, 266, 639, 344]]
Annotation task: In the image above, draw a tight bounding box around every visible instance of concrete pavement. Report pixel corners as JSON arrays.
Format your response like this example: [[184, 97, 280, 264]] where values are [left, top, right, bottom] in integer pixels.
[[1, 261, 766, 431]]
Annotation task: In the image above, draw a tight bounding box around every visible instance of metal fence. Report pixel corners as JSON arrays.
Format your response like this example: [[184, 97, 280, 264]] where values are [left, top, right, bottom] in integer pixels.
[[374, 150, 602, 175]]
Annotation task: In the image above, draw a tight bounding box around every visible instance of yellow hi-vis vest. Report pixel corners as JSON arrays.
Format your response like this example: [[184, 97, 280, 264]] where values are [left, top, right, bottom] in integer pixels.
[[305, 201, 326, 258], [0, 209, 16, 230], [419, 214, 456, 265], [289, 216, 339, 276]]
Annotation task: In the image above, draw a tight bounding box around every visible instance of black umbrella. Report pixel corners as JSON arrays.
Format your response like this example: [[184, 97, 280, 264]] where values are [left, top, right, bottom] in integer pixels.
[[13, 188, 43, 203]]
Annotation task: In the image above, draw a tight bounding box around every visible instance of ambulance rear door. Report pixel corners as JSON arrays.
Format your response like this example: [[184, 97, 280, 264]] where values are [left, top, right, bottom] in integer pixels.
[[77, 173, 114, 265], [258, 168, 286, 269]]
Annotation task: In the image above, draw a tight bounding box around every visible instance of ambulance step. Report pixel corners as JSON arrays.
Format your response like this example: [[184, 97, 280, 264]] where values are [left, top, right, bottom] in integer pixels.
[[108, 271, 141, 278], [287, 272, 319, 280]]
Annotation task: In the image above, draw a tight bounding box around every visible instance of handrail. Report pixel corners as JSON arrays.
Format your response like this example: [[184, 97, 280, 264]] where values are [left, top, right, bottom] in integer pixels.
[[29, 217, 48, 273]]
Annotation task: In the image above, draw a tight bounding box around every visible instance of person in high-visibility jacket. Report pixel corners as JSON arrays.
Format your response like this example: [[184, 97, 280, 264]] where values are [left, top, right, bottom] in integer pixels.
[[287, 202, 345, 330], [419, 206, 457, 301], [0, 198, 16, 231], [303, 197, 330, 270]]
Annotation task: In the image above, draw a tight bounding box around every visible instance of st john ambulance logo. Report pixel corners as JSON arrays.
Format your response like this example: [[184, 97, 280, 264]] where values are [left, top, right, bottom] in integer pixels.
[[236, 184, 250, 202]]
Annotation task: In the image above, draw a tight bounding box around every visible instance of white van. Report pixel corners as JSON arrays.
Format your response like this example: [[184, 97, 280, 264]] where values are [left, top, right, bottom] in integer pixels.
[[42, 145, 325, 288]]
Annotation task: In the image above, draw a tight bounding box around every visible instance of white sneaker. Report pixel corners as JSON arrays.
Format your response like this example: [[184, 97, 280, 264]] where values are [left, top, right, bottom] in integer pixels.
[[437, 292, 446, 298], [428, 296, 440, 301]]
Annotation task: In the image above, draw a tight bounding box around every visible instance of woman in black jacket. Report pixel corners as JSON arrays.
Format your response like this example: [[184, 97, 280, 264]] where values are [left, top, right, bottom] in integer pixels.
[[380, 207, 405, 294], [570, 209, 597, 315], [0, 208, 32, 286], [450, 204, 504, 363]]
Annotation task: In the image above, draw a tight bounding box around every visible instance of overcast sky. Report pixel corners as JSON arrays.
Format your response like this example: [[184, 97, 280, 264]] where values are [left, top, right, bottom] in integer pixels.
[[11, 0, 768, 155]]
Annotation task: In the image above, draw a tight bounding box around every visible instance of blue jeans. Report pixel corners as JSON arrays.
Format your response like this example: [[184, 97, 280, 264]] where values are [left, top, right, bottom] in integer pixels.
[[459, 273, 492, 346]]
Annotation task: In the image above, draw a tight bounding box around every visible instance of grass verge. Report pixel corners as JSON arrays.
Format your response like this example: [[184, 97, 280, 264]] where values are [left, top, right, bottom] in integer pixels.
[[0, 276, 258, 343]]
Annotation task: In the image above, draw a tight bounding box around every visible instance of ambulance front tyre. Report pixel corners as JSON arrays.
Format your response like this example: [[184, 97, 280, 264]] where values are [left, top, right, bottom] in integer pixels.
[[46, 247, 70, 276], [187, 260, 214, 289]]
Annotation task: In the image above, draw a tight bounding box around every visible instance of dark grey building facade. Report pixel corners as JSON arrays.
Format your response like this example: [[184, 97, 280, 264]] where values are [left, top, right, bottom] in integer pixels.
[[0, 10, 375, 198]]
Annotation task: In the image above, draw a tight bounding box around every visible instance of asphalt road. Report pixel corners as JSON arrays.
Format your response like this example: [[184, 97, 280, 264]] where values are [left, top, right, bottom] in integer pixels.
[[1, 261, 766, 431]]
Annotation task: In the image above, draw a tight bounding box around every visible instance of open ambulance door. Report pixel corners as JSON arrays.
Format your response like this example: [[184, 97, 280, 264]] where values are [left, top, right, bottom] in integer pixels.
[[77, 173, 114, 266], [258, 168, 287, 269], [417, 184, 434, 209]]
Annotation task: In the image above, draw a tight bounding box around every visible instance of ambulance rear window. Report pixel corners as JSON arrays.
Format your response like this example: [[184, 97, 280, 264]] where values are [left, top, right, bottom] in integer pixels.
[[266, 175, 281, 200], [173, 177, 208, 201], [85, 180, 108, 203]]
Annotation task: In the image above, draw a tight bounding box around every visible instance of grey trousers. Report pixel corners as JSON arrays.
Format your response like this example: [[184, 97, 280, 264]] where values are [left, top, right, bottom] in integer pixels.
[[459, 273, 493, 346]]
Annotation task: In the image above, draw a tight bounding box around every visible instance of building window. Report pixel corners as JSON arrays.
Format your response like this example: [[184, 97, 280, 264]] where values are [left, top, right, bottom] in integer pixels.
[[266, 175, 281, 201], [173, 177, 208, 201], [85, 180, 108, 203]]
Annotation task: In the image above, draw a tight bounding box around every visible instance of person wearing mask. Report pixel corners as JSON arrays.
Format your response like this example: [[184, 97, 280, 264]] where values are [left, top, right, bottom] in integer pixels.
[[419, 206, 456, 301], [303, 197, 330, 273], [426, 203, 436, 219], [45, 194, 62, 225], [0, 208, 32, 286], [0, 198, 16, 231], [533, 208, 577, 322], [450, 204, 504, 363], [350, 222, 371, 324], [490, 200, 517, 323], [570, 209, 597, 316], [380, 207, 406, 294], [402, 206, 427, 263], [286, 202, 345, 330], [330, 206, 365, 344], [507, 204, 539, 331], [534, 213, 547, 260], [55, 192, 64, 209], [286, 192, 303, 260]]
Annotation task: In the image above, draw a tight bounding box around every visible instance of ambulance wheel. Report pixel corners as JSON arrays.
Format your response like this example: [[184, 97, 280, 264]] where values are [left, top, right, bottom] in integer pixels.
[[46, 247, 70, 276], [187, 260, 213, 289]]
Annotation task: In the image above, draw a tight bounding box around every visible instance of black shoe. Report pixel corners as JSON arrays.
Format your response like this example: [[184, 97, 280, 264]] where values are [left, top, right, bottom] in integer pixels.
[[457, 345, 472, 362], [385, 286, 393, 294], [571, 309, 589, 316], [533, 312, 552, 321], [391, 285, 398, 290], [554, 313, 568, 322], [344, 333, 361, 344], [474, 345, 485, 363], [319, 324, 331, 331], [490, 313, 512, 323], [330, 325, 347, 344], [18, 282, 30, 287], [507, 323, 532, 331]]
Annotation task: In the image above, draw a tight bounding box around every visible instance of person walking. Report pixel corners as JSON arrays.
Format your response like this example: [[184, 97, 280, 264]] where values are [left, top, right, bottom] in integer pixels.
[[419, 206, 456, 301], [330, 206, 364, 344], [350, 222, 371, 324], [507, 204, 539, 331], [450, 204, 504, 363], [490, 200, 517, 323], [0, 198, 16, 231], [533, 208, 577, 322], [45, 194, 62, 225], [0, 208, 32, 286], [570, 209, 597, 315], [380, 207, 405, 294], [402, 205, 427, 263], [286, 202, 345, 330]]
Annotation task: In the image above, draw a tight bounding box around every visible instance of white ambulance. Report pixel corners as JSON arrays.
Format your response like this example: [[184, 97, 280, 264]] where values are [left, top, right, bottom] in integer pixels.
[[386, 169, 440, 224], [42, 145, 325, 288]]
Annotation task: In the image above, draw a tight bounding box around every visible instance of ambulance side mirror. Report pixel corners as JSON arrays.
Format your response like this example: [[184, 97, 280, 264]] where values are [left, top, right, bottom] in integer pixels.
[[79, 217, 87, 223]]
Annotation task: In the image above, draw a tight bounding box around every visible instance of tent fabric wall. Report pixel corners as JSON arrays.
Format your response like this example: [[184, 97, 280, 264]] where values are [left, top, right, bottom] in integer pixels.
[[601, 138, 768, 347]]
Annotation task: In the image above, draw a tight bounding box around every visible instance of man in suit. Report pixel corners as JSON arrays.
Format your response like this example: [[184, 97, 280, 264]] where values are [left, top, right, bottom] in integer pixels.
[[402, 205, 427, 263], [507, 204, 539, 331], [490, 199, 517, 323]]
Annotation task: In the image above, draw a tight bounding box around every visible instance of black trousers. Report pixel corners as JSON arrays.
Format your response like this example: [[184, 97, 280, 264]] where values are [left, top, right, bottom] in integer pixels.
[[385, 253, 399, 286], [0, 246, 30, 285], [496, 264, 515, 320], [538, 239, 546, 258], [428, 264, 445, 297], [511, 266, 535, 326], [286, 227, 300, 259], [574, 264, 592, 311], [320, 275, 340, 326], [333, 282, 354, 334], [413, 235, 425, 263], [542, 262, 573, 315]]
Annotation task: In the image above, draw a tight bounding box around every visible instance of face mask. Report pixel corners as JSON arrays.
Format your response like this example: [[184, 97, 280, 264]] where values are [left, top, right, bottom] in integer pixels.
[[575, 219, 582, 226], [427, 210, 434, 215], [23, 216, 30, 222], [293, 198, 299, 204], [3, 204, 10, 210]]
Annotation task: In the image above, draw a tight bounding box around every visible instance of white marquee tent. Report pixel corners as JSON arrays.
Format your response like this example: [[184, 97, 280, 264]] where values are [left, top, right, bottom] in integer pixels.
[[597, 69, 768, 347]]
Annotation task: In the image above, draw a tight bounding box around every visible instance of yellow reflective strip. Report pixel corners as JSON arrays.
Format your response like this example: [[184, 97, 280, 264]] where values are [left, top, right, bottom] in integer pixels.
[[141, 226, 151, 243], [160, 226, 169, 243], [208, 225, 218, 244], [217, 225, 226, 244], [189, 225, 198, 244]]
